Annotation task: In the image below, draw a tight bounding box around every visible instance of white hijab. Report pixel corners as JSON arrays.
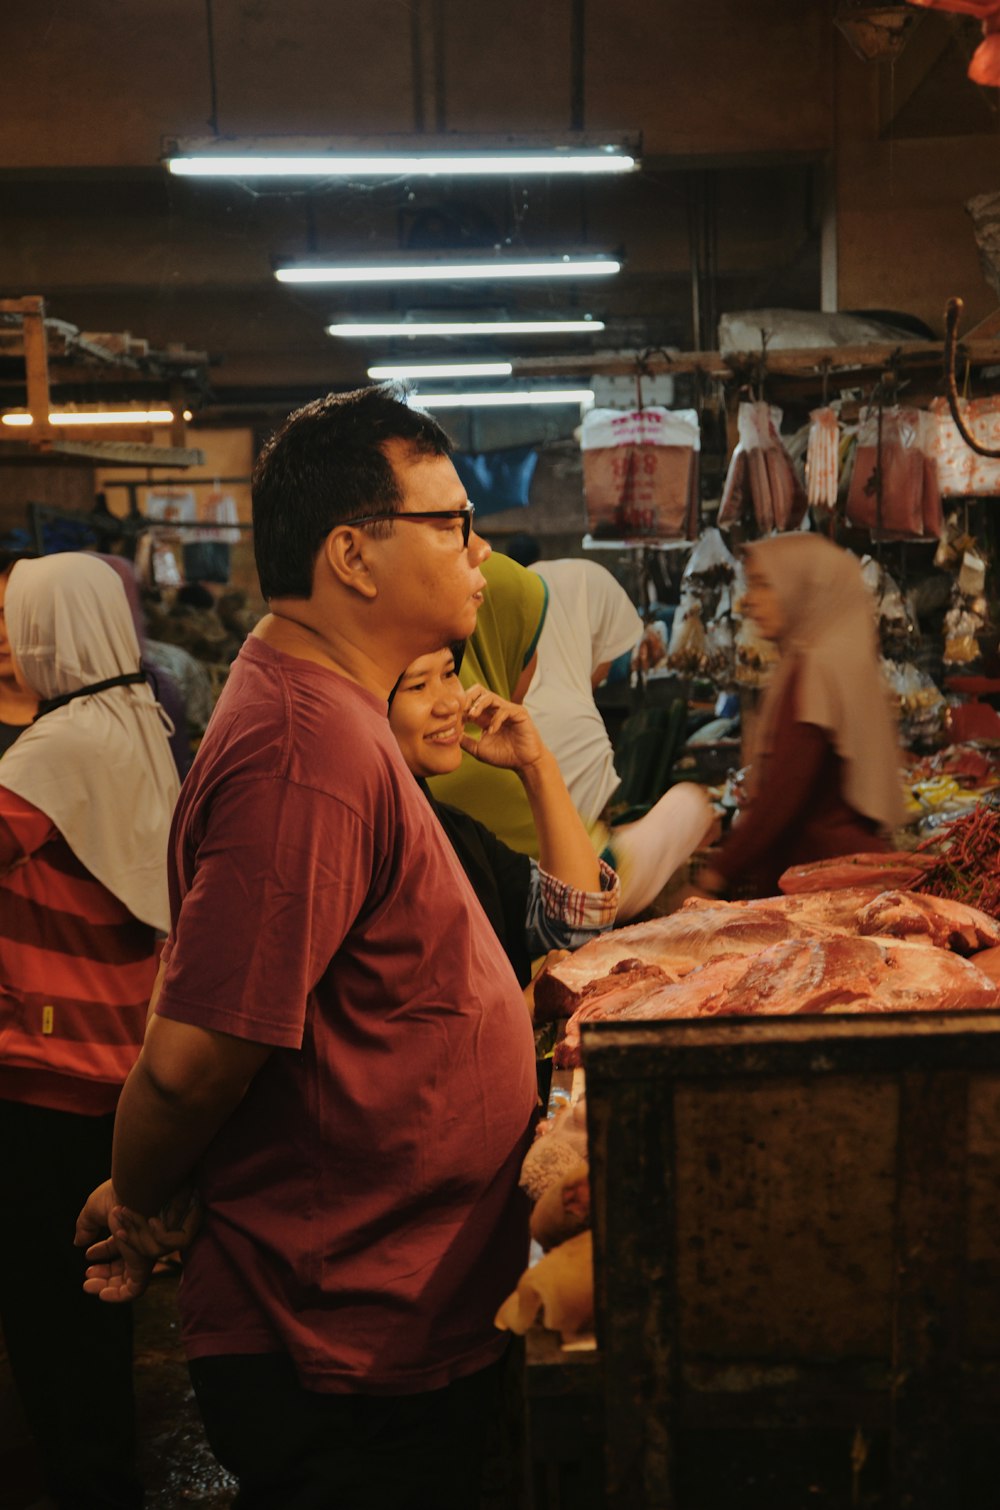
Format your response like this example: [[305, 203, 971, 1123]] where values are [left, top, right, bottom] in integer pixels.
[[526, 559, 642, 824], [747, 534, 904, 830], [1, 554, 180, 930]]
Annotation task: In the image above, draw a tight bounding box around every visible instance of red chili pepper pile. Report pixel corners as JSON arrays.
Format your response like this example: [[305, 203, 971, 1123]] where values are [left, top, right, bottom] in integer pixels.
[[914, 803, 1000, 918]]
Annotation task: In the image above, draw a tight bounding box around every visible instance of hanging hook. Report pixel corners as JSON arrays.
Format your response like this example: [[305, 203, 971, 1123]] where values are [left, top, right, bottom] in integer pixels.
[[756, 327, 771, 405], [634, 353, 645, 413], [944, 296, 1000, 458]]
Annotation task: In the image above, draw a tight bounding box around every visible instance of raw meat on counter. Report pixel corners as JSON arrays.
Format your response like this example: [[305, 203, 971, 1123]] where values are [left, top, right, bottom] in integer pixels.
[[533, 888, 909, 1019], [536, 958, 676, 1028], [554, 935, 1000, 1068], [971, 945, 1000, 983], [534, 901, 832, 1019], [779, 852, 937, 894], [744, 886, 886, 932], [856, 891, 1000, 953]]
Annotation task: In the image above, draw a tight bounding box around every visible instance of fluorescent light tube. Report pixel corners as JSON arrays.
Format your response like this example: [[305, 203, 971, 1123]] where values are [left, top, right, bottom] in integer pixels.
[[2, 409, 178, 427], [277, 258, 620, 285], [167, 150, 634, 178], [411, 389, 594, 409], [367, 362, 513, 380], [328, 318, 605, 337]]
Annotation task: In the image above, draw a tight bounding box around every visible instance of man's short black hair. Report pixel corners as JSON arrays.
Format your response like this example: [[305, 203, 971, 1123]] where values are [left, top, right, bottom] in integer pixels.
[[252, 383, 452, 600]]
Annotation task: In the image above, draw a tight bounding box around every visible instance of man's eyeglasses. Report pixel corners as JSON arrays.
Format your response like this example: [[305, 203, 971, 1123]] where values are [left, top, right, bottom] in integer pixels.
[[341, 504, 475, 549]]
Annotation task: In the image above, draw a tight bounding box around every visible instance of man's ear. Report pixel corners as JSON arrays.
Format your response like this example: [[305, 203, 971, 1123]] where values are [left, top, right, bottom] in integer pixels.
[[320, 527, 378, 600]]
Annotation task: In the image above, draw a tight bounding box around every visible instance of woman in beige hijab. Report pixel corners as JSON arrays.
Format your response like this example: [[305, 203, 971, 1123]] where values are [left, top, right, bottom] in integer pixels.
[[0, 550, 38, 754], [699, 534, 903, 899], [0, 553, 178, 1509]]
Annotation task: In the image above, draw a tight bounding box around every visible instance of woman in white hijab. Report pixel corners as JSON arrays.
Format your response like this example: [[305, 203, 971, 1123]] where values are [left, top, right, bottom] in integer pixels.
[[0, 553, 179, 1510], [527, 559, 713, 920], [698, 534, 903, 899]]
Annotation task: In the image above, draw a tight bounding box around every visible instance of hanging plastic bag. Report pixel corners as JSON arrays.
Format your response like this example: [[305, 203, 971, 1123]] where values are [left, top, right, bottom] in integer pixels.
[[805, 407, 840, 510], [733, 612, 779, 687], [718, 402, 807, 534], [943, 587, 985, 666], [704, 594, 736, 685], [718, 442, 749, 529], [666, 594, 708, 675], [581, 407, 700, 539], [859, 556, 918, 660], [681, 527, 736, 587], [847, 407, 942, 539], [881, 658, 946, 746]]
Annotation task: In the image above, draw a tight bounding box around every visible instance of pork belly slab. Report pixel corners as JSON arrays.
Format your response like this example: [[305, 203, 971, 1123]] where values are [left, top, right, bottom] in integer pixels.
[[554, 935, 1000, 1069]]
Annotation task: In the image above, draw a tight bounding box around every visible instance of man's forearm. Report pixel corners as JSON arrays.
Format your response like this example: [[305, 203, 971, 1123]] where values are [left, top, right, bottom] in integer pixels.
[[111, 1016, 271, 1216], [111, 1059, 233, 1215]]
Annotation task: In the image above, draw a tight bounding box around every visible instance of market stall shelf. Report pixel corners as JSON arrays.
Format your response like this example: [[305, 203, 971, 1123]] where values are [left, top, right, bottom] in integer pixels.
[[584, 1011, 1000, 1509]]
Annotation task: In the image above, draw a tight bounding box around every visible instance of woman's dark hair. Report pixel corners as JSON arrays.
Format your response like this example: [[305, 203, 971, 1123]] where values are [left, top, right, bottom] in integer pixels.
[[252, 383, 452, 600], [387, 640, 466, 709]]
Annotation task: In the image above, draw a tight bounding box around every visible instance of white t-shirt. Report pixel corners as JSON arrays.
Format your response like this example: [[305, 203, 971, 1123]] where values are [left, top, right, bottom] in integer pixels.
[[526, 559, 642, 824]]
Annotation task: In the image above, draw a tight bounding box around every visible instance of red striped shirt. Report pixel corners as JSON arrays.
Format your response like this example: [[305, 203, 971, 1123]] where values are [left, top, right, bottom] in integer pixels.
[[0, 787, 157, 1115]]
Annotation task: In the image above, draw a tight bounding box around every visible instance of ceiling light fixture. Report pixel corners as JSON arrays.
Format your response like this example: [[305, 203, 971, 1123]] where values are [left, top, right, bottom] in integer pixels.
[[164, 134, 638, 178], [368, 362, 513, 379], [410, 389, 594, 409], [2, 408, 179, 427], [277, 257, 620, 286], [329, 318, 605, 337]]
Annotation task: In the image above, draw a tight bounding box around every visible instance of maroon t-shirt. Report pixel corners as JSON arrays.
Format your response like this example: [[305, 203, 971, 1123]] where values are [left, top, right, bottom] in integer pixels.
[[156, 636, 537, 1394]]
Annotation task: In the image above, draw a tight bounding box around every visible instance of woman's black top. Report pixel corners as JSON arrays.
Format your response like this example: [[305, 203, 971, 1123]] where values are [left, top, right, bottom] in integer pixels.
[[419, 781, 533, 987]]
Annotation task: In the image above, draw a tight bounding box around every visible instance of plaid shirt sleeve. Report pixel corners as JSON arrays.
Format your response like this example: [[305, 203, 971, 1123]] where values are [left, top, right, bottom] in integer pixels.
[[524, 858, 619, 956]]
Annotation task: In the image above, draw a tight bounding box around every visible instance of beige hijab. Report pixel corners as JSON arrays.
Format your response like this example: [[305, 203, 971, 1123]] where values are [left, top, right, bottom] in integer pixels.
[[1, 553, 180, 930], [746, 534, 904, 830]]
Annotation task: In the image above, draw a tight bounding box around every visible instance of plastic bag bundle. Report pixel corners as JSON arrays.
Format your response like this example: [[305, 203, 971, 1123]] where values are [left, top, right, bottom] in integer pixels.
[[859, 556, 919, 661], [719, 402, 808, 534], [943, 586, 987, 667], [704, 602, 736, 685], [681, 527, 737, 587], [881, 658, 946, 746], [666, 594, 708, 675], [846, 407, 942, 539], [734, 612, 779, 687], [806, 407, 840, 509]]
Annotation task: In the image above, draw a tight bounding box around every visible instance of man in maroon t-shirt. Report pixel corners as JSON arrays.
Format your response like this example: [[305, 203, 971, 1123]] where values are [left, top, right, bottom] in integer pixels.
[[76, 386, 538, 1509]]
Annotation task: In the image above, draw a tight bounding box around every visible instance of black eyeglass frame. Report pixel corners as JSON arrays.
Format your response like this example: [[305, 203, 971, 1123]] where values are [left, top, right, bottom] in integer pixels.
[[340, 504, 475, 548]]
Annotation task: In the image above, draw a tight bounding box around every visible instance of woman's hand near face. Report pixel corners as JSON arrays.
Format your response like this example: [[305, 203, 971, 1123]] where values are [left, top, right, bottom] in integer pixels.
[[463, 683, 602, 893], [460, 682, 546, 772]]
